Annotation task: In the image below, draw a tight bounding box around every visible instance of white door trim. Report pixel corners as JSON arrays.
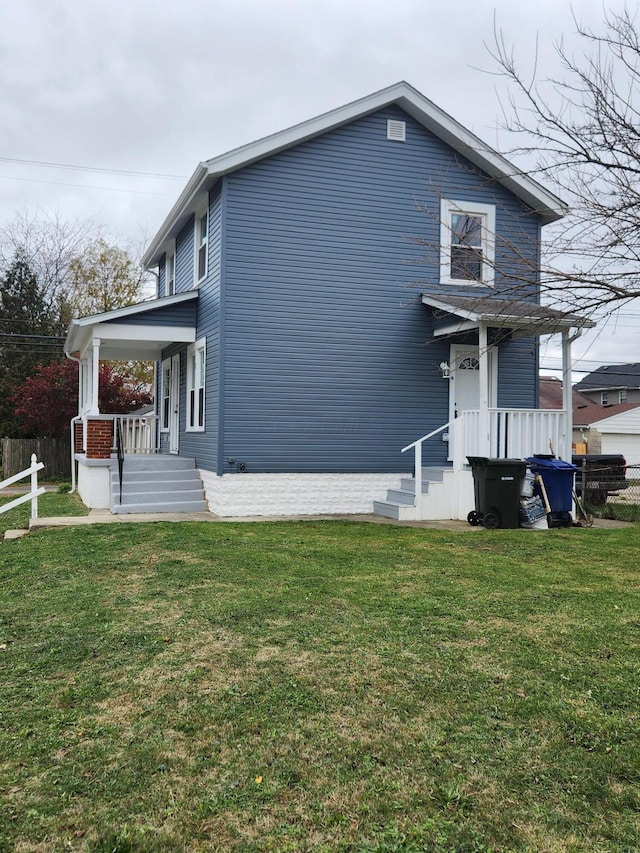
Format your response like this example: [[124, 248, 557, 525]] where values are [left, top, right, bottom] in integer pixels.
[[169, 353, 180, 454]]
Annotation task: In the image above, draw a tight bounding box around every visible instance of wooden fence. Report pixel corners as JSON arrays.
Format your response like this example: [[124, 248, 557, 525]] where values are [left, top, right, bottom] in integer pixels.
[[1, 437, 71, 480]]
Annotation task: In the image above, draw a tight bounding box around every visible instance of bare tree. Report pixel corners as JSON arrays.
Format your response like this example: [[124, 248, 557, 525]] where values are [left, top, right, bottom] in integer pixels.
[[486, 6, 640, 317]]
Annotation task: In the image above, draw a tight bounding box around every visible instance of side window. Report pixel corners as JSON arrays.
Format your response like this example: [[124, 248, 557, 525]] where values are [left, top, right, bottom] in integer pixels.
[[186, 338, 206, 431], [440, 199, 495, 286], [619, 389, 627, 403], [166, 248, 176, 296], [195, 206, 208, 284], [160, 360, 171, 431], [601, 392, 609, 405]]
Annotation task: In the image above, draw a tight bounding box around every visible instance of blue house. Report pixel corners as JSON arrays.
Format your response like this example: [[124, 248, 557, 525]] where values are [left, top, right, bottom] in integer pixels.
[[64, 82, 593, 520]]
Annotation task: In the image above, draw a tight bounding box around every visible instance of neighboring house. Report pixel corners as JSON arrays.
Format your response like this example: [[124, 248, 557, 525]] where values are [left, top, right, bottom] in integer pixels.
[[65, 81, 593, 521], [575, 363, 640, 406], [540, 376, 640, 469]]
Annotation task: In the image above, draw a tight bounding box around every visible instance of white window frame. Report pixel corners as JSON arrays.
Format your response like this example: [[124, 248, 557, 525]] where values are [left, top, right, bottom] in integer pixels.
[[619, 389, 627, 403], [165, 242, 176, 296], [440, 199, 495, 286], [601, 391, 609, 405], [186, 337, 206, 432], [160, 358, 171, 432], [194, 201, 209, 284]]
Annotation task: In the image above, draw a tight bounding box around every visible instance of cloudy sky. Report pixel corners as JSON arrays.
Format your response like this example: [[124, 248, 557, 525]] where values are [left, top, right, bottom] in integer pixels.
[[1, 0, 638, 375]]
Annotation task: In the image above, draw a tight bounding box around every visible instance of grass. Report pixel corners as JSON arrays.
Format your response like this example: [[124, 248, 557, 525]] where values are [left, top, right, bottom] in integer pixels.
[[0, 520, 639, 851], [0, 489, 88, 537]]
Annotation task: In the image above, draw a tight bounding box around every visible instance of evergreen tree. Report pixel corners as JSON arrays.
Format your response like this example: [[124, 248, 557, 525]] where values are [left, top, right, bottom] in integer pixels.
[[0, 250, 62, 437]]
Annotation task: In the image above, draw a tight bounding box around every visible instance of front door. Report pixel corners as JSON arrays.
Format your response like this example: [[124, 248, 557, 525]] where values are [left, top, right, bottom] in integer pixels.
[[448, 344, 495, 461], [169, 353, 180, 454]]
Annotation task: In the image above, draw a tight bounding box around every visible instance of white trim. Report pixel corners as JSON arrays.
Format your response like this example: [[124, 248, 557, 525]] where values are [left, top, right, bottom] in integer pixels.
[[169, 354, 180, 454], [194, 200, 209, 284], [142, 81, 567, 267], [165, 241, 176, 296], [440, 199, 495, 286], [186, 337, 206, 432], [160, 358, 171, 433]]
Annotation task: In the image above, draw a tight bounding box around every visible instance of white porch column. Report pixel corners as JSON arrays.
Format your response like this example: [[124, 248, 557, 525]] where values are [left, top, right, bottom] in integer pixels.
[[561, 330, 573, 461], [90, 338, 100, 415], [478, 322, 491, 456]]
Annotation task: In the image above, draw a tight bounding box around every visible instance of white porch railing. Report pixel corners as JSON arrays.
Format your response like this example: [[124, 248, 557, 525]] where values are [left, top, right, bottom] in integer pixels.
[[0, 454, 46, 520], [110, 416, 157, 454], [460, 409, 567, 461]]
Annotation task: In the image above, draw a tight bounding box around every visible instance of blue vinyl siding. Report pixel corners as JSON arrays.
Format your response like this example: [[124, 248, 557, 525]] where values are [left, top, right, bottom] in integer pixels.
[[218, 106, 541, 473], [175, 218, 194, 292], [116, 301, 197, 328], [158, 256, 166, 298]]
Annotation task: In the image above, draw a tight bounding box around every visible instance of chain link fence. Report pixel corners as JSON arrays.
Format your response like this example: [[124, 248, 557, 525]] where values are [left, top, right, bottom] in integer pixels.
[[578, 462, 640, 522]]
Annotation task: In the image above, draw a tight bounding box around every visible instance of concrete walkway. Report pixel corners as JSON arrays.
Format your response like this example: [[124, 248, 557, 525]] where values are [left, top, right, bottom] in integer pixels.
[[23, 508, 631, 533], [28, 508, 476, 532]]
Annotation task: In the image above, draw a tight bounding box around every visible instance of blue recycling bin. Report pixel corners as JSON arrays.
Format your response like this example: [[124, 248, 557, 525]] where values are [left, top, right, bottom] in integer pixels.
[[525, 456, 578, 527]]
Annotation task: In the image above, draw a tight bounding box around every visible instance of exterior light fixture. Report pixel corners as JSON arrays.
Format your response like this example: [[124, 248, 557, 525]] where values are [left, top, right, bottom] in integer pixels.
[[439, 361, 450, 379]]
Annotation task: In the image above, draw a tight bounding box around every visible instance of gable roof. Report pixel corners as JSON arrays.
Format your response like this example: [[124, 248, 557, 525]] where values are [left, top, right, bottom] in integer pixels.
[[142, 81, 567, 268], [574, 363, 640, 392], [540, 376, 640, 426]]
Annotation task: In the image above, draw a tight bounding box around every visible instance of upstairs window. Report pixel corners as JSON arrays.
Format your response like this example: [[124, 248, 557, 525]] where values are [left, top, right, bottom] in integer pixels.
[[165, 247, 176, 296], [195, 207, 208, 283], [440, 199, 495, 286], [187, 338, 206, 431], [601, 392, 609, 405], [619, 389, 627, 403]]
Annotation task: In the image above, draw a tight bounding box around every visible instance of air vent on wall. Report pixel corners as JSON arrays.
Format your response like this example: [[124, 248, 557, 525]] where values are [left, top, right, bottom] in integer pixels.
[[387, 120, 406, 142]]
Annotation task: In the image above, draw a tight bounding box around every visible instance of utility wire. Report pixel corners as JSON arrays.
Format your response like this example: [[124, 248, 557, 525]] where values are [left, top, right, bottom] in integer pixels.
[[0, 155, 187, 180]]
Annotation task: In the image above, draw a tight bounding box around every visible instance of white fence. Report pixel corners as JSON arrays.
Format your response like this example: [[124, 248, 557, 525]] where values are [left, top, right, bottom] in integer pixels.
[[0, 454, 46, 519]]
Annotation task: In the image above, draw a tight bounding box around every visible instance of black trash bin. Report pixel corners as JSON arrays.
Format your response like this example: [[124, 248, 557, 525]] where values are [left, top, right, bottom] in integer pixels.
[[525, 456, 578, 527], [467, 456, 527, 529]]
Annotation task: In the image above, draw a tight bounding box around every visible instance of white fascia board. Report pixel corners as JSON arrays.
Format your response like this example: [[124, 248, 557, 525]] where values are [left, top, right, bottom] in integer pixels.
[[141, 82, 567, 268], [142, 164, 209, 267], [433, 320, 479, 337], [91, 324, 196, 343], [76, 324, 195, 357]]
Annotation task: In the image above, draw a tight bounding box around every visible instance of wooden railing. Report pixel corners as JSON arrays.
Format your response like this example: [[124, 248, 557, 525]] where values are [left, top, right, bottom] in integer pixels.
[[110, 415, 157, 454], [459, 409, 567, 460]]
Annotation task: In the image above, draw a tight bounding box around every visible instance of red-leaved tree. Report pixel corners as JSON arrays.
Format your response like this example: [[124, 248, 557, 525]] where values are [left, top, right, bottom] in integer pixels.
[[11, 359, 152, 438]]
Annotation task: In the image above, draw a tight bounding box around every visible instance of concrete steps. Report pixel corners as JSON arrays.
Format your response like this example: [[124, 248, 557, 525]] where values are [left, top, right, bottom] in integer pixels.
[[111, 455, 208, 514], [373, 468, 448, 520]]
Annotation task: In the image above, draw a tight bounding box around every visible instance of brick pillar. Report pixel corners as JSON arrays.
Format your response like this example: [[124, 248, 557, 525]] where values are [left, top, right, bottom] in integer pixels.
[[74, 422, 84, 453], [85, 419, 113, 459]]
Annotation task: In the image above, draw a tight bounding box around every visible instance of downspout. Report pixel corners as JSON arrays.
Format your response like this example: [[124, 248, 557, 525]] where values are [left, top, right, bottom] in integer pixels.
[[65, 351, 82, 494]]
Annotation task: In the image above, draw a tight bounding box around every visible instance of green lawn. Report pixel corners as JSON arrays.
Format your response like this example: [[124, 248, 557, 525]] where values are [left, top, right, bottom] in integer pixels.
[[0, 489, 88, 538], [1, 521, 639, 852]]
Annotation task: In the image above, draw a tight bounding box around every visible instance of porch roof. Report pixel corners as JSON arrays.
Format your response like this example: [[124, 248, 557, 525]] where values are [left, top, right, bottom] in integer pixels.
[[64, 291, 198, 361], [422, 294, 596, 337]]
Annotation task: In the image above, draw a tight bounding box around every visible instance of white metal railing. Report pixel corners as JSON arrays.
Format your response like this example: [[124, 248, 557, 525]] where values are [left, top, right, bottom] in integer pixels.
[[401, 422, 450, 512], [0, 454, 46, 520], [460, 409, 567, 461], [111, 415, 157, 454]]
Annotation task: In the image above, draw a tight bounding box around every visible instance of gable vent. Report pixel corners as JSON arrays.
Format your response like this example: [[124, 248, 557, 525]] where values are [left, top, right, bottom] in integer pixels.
[[387, 119, 406, 142]]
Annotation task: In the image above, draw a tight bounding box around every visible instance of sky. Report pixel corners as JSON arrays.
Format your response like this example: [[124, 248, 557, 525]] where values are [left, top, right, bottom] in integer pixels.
[[1, 0, 638, 378]]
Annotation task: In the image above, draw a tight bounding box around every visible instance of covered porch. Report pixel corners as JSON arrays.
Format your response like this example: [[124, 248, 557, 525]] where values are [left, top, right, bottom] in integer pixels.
[[377, 295, 595, 521], [64, 292, 198, 507]]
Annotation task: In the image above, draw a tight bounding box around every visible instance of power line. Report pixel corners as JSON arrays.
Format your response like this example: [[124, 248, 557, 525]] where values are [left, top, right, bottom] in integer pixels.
[[0, 173, 179, 196], [0, 155, 187, 181]]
